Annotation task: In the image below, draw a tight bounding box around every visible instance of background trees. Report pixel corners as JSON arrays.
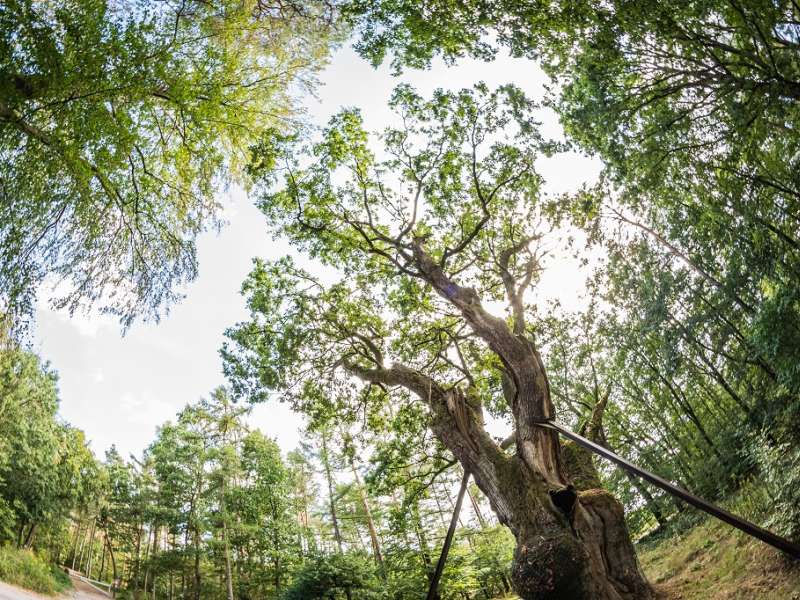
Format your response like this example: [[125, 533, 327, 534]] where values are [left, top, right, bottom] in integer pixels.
[[1, 336, 509, 598], [0, 346, 98, 553]]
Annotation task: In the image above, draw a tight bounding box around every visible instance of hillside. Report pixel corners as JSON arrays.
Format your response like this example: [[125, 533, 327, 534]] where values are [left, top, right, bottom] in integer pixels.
[[639, 518, 800, 599]]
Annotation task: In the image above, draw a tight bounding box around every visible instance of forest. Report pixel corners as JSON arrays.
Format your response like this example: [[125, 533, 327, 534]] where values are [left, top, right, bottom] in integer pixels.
[[1, 0, 800, 599]]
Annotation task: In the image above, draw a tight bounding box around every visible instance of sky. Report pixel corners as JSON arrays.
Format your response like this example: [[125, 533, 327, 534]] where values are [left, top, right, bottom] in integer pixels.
[[33, 45, 602, 461]]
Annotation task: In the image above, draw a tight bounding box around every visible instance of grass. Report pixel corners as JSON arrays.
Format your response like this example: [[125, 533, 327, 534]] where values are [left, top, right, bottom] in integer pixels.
[[0, 545, 72, 596], [637, 501, 800, 599], [491, 485, 800, 600]]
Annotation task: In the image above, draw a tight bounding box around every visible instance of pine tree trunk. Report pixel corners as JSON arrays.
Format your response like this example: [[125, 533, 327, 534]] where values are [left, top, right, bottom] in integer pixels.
[[142, 526, 153, 594], [70, 522, 82, 569], [193, 522, 202, 600], [349, 457, 385, 576], [320, 432, 353, 600], [133, 522, 143, 590], [222, 520, 234, 600], [104, 532, 117, 590], [467, 486, 487, 529], [321, 433, 344, 553]]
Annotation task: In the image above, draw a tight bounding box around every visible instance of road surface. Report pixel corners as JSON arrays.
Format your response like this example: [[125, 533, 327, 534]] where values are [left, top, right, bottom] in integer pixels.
[[0, 575, 108, 600]]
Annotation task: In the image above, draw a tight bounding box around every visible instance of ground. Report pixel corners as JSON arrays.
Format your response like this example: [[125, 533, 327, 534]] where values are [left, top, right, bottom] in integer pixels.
[[639, 516, 800, 599], [0, 576, 107, 600]]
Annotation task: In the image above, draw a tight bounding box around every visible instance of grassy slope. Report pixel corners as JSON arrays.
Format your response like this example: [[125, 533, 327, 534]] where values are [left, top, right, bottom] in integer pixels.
[[0, 547, 71, 596], [639, 517, 800, 599], [496, 505, 800, 600]]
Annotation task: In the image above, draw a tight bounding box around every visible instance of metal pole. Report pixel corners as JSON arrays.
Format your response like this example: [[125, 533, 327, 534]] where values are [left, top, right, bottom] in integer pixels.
[[536, 420, 800, 560], [426, 470, 471, 600]]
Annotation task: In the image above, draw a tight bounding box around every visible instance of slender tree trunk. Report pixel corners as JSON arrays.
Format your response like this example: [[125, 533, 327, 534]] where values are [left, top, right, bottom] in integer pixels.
[[169, 533, 176, 600], [426, 470, 470, 600], [222, 515, 234, 600], [103, 532, 117, 586], [321, 433, 344, 553], [70, 521, 83, 568], [151, 529, 159, 600], [99, 539, 107, 581], [85, 520, 97, 577], [193, 524, 201, 600], [133, 522, 143, 590], [467, 485, 487, 529], [349, 457, 386, 577], [432, 485, 449, 529], [76, 525, 90, 574], [150, 525, 160, 598], [143, 526, 153, 594], [23, 522, 37, 549], [182, 525, 189, 599], [320, 432, 351, 600]]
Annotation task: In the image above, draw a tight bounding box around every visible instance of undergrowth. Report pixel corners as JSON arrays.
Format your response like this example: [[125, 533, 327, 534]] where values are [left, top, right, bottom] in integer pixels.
[[0, 545, 72, 595], [637, 488, 800, 599]]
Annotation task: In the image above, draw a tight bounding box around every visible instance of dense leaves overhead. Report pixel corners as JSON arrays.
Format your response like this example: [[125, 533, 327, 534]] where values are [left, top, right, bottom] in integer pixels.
[[0, 0, 338, 330], [224, 83, 555, 416]]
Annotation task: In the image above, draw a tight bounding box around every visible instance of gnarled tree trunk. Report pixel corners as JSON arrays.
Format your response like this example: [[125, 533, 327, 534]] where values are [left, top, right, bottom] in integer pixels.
[[348, 242, 653, 600]]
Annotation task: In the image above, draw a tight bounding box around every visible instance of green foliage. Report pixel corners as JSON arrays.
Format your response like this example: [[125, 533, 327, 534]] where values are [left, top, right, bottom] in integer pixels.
[[0, 347, 99, 550], [749, 431, 800, 543], [0, 0, 338, 329], [341, 0, 800, 545], [0, 546, 71, 595], [282, 552, 385, 600], [638, 485, 800, 598], [4, 0, 800, 595], [223, 82, 551, 423]]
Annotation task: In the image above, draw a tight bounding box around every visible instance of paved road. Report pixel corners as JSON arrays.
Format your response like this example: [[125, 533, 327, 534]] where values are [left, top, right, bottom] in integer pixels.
[[66, 576, 108, 599], [0, 576, 108, 600], [0, 581, 50, 600]]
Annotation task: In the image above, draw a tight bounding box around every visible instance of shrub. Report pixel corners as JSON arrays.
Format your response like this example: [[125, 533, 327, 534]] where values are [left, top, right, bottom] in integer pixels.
[[749, 431, 800, 544], [282, 552, 384, 600]]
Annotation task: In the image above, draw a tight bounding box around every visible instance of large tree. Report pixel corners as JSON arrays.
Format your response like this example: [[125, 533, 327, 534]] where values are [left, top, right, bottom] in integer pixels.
[[343, 0, 800, 403], [223, 84, 651, 599], [345, 0, 800, 522], [0, 0, 338, 329]]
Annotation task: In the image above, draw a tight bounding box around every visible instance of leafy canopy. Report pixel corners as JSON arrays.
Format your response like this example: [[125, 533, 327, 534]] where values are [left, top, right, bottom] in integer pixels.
[[224, 82, 558, 446], [0, 0, 338, 329]]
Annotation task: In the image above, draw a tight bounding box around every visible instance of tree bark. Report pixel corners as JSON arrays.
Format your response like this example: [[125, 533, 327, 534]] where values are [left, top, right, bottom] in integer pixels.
[[467, 485, 487, 529], [344, 241, 652, 599], [22, 522, 37, 549], [321, 433, 344, 553], [86, 520, 97, 579], [193, 519, 202, 600], [104, 532, 118, 589], [349, 458, 386, 577], [70, 522, 82, 569], [222, 509, 235, 600]]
